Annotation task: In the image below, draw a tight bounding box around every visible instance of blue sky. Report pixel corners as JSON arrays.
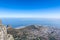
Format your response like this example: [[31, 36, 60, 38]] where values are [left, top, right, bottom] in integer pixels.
[[0, 0, 60, 18]]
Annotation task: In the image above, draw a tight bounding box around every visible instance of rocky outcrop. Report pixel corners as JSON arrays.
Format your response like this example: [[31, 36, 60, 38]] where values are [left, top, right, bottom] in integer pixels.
[[7, 34, 14, 40], [0, 20, 14, 40]]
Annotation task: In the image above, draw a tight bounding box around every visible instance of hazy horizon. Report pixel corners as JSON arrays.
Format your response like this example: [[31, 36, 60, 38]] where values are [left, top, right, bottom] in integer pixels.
[[0, 0, 60, 28], [0, 18, 60, 28]]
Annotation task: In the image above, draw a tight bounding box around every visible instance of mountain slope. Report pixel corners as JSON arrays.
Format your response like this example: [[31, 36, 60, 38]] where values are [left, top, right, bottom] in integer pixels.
[[7, 25, 60, 40]]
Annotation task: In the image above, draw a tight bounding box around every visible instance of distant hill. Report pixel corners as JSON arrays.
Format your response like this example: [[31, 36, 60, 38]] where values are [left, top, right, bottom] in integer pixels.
[[7, 25, 60, 40]]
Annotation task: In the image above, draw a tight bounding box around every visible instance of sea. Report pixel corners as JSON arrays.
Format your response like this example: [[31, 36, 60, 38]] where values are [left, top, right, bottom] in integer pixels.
[[1, 18, 60, 28]]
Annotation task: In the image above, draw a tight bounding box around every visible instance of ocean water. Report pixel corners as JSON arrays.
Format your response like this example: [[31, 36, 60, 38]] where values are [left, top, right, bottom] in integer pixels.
[[1, 18, 60, 28]]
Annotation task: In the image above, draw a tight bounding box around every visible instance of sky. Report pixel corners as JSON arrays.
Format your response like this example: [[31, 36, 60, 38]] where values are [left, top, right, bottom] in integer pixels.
[[0, 0, 60, 18]]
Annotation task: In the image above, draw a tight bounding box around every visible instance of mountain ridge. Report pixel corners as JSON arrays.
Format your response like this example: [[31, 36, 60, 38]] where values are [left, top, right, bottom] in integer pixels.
[[7, 25, 60, 40]]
